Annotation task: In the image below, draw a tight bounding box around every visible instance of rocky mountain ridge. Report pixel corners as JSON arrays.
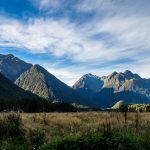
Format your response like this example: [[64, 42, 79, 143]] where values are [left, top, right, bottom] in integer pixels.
[[0, 72, 38, 100], [73, 70, 150, 107], [0, 54, 32, 81], [15, 64, 91, 106], [0, 53, 149, 108]]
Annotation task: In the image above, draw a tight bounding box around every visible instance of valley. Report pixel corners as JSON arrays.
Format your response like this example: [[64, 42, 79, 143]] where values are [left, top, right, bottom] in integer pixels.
[[0, 0, 150, 149], [0, 54, 150, 149], [0, 54, 150, 111], [0, 112, 150, 149]]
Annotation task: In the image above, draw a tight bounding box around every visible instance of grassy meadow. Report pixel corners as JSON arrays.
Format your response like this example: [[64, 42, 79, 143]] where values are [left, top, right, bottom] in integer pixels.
[[0, 112, 150, 149]]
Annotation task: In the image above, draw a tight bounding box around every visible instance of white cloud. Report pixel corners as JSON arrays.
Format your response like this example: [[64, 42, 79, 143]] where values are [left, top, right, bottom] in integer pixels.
[[76, 0, 150, 17], [95, 16, 150, 49], [0, 16, 126, 62], [42, 58, 150, 86], [43, 64, 82, 86], [40, 0, 60, 9], [76, 0, 114, 13], [30, 0, 61, 10], [0, 0, 150, 85]]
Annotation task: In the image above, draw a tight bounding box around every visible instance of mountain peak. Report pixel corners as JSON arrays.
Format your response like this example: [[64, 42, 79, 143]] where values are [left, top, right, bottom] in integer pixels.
[[0, 53, 14, 59], [108, 71, 118, 79], [33, 64, 45, 70], [123, 70, 141, 79], [83, 73, 98, 78], [107, 70, 141, 81], [6, 54, 15, 58], [16, 63, 87, 105], [31, 64, 54, 78], [73, 73, 103, 92], [84, 73, 93, 76], [124, 70, 133, 75], [112, 71, 118, 75], [0, 53, 32, 81]]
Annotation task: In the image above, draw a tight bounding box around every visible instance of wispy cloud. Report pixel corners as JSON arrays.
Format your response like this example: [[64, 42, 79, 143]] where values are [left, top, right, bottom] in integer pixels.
[[76, 0, 114, 13], [0, 0, 150, 85], [0, 15, 126, 62], [30, 0, 61, 10]]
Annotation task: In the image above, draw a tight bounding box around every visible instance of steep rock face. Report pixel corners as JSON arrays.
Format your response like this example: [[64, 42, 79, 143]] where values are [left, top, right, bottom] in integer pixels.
[[73, 70, 150, 107], [73, 73, 104, 92], [16, 65, 49, 99], [103, 70, 150, 98], [72, 73, 104, 102], [0, 54, 32, 81], [0, 73, 37, 99], [15, 65, 90, 105], [1, 52, 149, 108], [73, 70, 145, 94]]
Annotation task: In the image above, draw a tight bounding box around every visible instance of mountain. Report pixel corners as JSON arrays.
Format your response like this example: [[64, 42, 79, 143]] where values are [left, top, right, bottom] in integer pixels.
[[0, 71, 78, 112], [73, 73, 103, 92], [103, 70, 150, 99], [0, 72, 37, 100], [15, 65, 91, 106], [72, 74, 117, 107], [72, 73, 104, 100], [1, 53, 149, 108], [73, 70, 150, 107], [94, 88, 116, 108], [0, 54, 32, 81]]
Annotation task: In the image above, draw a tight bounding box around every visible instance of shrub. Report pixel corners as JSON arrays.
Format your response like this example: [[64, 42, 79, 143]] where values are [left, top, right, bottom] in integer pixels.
[[0, 112, 23, 139], [27, 128, 46, 149], [41, 130, 150, 150], [0, 138, 33, 150]]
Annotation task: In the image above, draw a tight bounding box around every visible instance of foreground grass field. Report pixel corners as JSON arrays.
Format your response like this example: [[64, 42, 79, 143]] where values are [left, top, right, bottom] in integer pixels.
[[0, 112, 150, 149]]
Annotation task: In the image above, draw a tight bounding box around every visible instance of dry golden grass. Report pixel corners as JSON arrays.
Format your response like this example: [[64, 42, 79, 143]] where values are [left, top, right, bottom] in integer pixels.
[[1, 112, 150, 141]]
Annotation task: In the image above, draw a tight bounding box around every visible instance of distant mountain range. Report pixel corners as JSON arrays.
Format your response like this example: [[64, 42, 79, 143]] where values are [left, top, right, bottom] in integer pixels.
[[73, 71, 150, 107], [0, 54, 91, 107], [15, 64, 90, 105], [0, 53, 150, 108]]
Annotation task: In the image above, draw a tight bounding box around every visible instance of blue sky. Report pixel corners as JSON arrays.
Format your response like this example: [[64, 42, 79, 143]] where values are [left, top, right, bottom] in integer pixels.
[[0, 0, 150, 85]]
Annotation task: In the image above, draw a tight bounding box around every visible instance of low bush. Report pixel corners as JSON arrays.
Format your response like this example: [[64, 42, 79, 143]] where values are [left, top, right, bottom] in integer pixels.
[[27, 128, 46, 149], [41, 130, 150, 150], [0, 138, 33, 150], [0, 112, 23, 139]]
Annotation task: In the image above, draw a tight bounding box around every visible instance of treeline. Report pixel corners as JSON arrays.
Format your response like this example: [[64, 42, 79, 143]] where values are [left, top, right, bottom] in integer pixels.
[[0, 98, 77, 112], [128, 104, 150, 112], [111, 101, 150, 112]]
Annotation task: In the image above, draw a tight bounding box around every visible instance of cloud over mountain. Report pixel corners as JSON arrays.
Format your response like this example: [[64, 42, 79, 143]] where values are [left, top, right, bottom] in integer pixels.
[[0, 0, 150, 85]]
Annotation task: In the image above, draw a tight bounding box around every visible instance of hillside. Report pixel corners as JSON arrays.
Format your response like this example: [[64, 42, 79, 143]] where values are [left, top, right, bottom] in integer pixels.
[[0, 53, 149, 108], [0, 72, 37, 100], [73, 71, 150, 107], [0, 54, 32, 81], [15, 65, 91, 106], [73, 73, 103, 92], [103, 70, 150, 96]]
